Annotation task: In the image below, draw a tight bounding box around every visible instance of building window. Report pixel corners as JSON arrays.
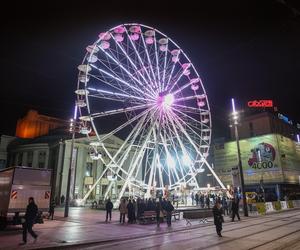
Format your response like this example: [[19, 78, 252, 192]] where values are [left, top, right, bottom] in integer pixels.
[[27, 151, 33, 167], [38, 151, 46, 168], [86, 163, 93, 177]]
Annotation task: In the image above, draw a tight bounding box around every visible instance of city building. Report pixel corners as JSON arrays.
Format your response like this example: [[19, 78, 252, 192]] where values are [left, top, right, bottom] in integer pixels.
[[214, 109, 300, 201], [15, 110, 68, 139], [0, 135, 15, 169], [7, 131, 134, 204]]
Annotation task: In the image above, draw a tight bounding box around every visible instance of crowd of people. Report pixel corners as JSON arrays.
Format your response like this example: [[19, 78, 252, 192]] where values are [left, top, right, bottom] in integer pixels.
[[106, 197, 175, 227]]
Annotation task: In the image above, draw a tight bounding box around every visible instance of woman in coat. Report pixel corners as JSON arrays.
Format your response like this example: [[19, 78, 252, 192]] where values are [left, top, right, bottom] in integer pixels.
[[119, 199, 127, 224], [213, 200, 224, 237]]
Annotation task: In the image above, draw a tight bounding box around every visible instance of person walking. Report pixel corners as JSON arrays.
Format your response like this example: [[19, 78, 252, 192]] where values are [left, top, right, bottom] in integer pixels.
[[155, 201, 164, 227], [222, 196, 228, 216], [212, 200, 224, 237], [20, 197, 38, 245], [105, 198, 113, 222], [231, 197, 241, 222], [48, 199, 55, 220], [119, 199, 127, 224], [165, 200, 174, 227]]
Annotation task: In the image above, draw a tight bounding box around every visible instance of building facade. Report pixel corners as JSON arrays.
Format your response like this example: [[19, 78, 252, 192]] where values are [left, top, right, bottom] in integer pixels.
[[213, 133, 300, 200], [7, 133, 134, 204]]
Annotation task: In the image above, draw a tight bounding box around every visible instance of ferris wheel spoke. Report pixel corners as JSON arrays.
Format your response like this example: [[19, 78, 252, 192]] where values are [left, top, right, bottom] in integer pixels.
[[174, 94, 206, 103], [87, 87, 152, 104], [170, 111, 225, 189], [117, 113, 157, 201], [90, 103, 151, 119], [172, 103, 208, 115], [88, 73, 144, 99], [153, 33, 162, 91], [124, 29, 155, 89], [171, 106, 211, 129], [168, 69, 186, 93], [171, 110, 210, 144], [140, 33, 159, 90], [161, 43, 169, 92], [165, 111, 200, 188], [103, 110, 152, 199], [163, 121, 189, 181], [97, 47, 156, 98], [110, 31, 157, 95], [90, 64, 154, 99]]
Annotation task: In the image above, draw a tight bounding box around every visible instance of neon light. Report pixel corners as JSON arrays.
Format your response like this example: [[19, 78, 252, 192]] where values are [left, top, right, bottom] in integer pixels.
[[297, 134, 300, 143], [248, 100, 273, 108], [231, 98, 236, 114]]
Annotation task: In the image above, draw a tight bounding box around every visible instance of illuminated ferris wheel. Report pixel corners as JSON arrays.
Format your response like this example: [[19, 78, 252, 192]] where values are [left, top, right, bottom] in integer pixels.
[[75, 23, 225, 201]]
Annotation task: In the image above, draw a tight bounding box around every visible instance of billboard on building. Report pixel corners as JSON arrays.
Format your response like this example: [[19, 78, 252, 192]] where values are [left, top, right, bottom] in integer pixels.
[[213, 134, 284, 185]]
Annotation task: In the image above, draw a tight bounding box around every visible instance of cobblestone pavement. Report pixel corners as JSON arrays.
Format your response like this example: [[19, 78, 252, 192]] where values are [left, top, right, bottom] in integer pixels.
[[1, 207, 300, 250]]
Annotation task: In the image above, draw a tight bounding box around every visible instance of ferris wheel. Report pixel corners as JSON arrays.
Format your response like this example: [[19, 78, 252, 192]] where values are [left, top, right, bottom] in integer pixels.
[[75, 23, 225, 201]]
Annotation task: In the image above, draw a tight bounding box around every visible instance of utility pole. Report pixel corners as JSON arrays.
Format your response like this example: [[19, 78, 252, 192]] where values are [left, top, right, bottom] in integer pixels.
[[64, 105, 78, 217], [231, 98, 248, 217]]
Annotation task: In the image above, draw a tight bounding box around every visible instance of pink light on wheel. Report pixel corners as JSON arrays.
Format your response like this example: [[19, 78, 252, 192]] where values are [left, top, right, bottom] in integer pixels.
[[183, 69, 190, 76], [99, 32, 111, 40], [172, 56, 179, 63], [145, 37, 154, 44], [114, 26, 126, 33], [114, 34, 124, 42], [191, 84, 199, 91], [130, 33, 139, 41], [100, 41, 110, 49], [129, 25, 141, 33], [182, 63, 191, 69], [160, 45, 167, 51], [197, 100, 206, 107]]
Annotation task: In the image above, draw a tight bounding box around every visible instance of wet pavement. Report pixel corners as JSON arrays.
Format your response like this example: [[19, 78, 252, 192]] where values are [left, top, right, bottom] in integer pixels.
[[1, 207, 300, 249]]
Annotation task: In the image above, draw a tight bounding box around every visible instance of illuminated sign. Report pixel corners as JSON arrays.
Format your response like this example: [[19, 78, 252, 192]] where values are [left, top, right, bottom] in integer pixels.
[[248, 100, 273, 108], [278, 113, 293, 125]]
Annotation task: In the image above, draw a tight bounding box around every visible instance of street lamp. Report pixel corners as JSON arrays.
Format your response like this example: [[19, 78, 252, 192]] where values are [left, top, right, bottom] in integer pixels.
[[231, 98, 248, 217], [64, 105, 78, 217]]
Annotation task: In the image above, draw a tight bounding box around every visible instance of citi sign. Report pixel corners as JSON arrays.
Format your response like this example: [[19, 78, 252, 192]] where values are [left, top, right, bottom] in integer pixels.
[[248, 100, 273, 108]]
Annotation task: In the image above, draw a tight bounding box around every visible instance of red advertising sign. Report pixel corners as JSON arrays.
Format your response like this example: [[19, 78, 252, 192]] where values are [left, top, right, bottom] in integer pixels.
[[248, 100, 273, 108]]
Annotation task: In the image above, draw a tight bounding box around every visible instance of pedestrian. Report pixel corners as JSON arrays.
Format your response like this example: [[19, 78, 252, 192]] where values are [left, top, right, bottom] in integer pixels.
[[165, 200, 174, 227], [155, 201, 164, 227], [231, 198, 241, 222], [206, 195, 210, 209], [195, 193, 199, 206], [105, 198, 113, 222], [119, 198, 127, 224], [48, 199, 55, 220], [191, 192, 195, 206], [212, 200, 224, 237], [133, 199, 137, 223], [20, 197, 38, 245], [127, 199, 134, 223], [222, 196, 228, 216]]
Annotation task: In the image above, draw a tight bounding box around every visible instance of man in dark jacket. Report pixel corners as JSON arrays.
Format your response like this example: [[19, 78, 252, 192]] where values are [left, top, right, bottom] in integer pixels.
[[165, 201, 174, 227], [105, 198, 113, 222], [231, 197, 241, 221], [20, 197, 38, 245], [213, 200, 224, 237]]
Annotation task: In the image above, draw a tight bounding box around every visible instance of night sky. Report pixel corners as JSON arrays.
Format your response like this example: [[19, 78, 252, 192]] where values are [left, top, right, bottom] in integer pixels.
[[1, 0, 300, 138]]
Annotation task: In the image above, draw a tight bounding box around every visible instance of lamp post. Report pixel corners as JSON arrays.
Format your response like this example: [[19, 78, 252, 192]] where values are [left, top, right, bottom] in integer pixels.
[[64, 106, 78, 217], [231, 98, 248, 217]]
